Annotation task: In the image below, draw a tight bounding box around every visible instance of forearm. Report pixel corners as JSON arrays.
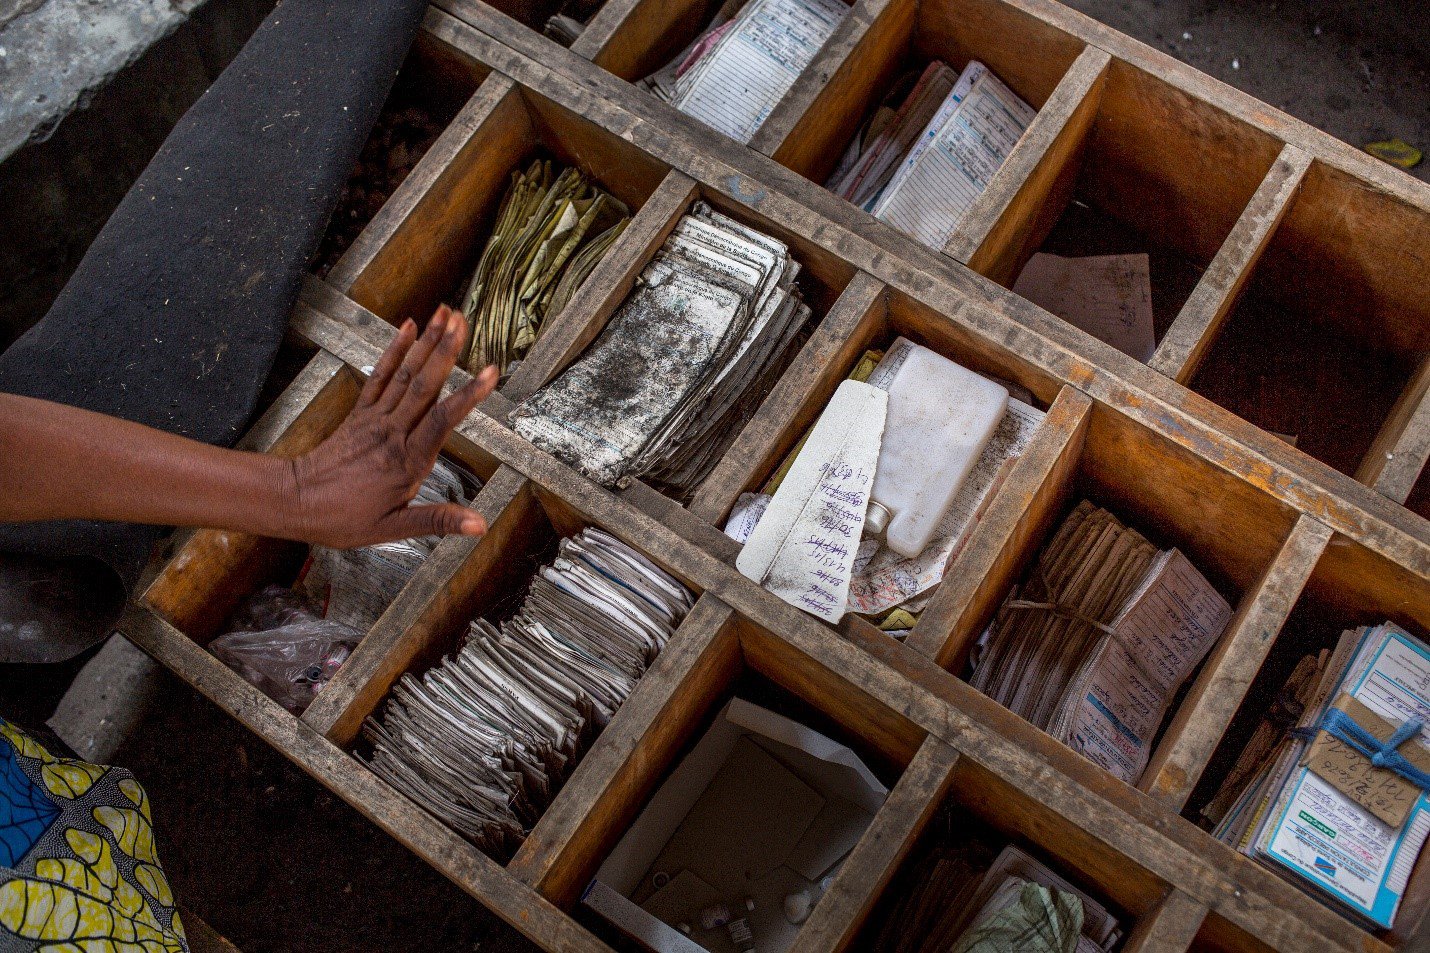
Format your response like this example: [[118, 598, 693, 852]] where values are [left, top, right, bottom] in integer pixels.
[[0, 393, 297, 537]]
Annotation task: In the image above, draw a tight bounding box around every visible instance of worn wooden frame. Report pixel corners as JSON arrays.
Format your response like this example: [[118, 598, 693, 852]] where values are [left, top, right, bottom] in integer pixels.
[[118, 2, 1430, 951]]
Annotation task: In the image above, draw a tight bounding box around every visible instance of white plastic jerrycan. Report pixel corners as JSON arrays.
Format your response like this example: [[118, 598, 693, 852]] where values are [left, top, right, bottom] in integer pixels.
[[865, 338, 1007, 557]]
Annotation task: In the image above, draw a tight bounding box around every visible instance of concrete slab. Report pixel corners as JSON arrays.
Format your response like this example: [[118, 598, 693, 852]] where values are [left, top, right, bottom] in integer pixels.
[[47, 632, 162, 763], [0, 0, 193, 161]]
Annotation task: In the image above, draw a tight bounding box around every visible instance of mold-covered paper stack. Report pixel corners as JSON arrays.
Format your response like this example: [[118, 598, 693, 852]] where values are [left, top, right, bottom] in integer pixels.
[[301, 458, 483, 632], [513, 202, 813, 496], [971, 502, 1231, 784], [1211, 622, 1430, 929], [827, 59, 1033, 250], [643, 0, 848, 143], [459, 160, 630, 376], [362, 528, 695, 859]]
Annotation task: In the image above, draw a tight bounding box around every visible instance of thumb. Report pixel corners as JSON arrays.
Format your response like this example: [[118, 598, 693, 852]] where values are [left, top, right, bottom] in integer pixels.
[[375, 503, 486, 542]]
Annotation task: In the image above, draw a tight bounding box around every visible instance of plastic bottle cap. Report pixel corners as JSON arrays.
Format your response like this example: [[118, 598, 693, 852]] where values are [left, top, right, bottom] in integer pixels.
[[864, 501, 892, 537]]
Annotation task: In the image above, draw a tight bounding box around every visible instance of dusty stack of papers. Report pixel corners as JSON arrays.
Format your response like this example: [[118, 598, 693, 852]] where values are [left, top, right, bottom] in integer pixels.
[[826, 59, 1033, 250], [727, 340, 1044, 627], [513, 202, 813, 496], [459, 160, 630, 376], [301, 459, 483, 632], [362, 528, 695, 858], [1211, 621, 1430, 928], [643, 0, 848, 143], [971, 502, 1232, 784]]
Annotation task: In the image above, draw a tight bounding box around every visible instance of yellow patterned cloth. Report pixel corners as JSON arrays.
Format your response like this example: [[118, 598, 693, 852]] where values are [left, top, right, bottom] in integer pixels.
[[0, 719, 187, 952]]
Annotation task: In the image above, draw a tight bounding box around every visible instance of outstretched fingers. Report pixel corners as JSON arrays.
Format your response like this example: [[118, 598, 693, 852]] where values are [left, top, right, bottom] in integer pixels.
[[393, 308, 470, 432], [358, 319, 416, 407], [409, 365, 499, 461], [374, 306, 453, 415], [377, 502, 487, 541]]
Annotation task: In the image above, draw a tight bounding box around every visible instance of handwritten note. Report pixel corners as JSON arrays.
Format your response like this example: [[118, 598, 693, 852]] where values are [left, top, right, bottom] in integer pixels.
[[737, 380, 887, 622], [1304, 694, 1430, 828]]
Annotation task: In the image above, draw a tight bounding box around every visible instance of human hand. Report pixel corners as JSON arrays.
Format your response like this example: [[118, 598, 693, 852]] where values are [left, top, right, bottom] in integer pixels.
[[282, 305, 499, 548]]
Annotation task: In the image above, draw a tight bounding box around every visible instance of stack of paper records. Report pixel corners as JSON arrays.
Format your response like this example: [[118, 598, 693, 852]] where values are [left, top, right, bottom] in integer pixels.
[[826, 59, 1034, 250], [643, 0, 848, 143], [971, 501, 1232, 784], [459, 160, 630, 376], [362, 528, 695, 858], [301, 458, 483, 632], [942, 846, 1123, 953], [513, 202, 813, 496], [1211, 621, 1430, 928]]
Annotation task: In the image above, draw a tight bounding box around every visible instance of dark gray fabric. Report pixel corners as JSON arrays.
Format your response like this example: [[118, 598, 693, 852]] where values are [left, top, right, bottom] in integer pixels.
[[0, 0, 427, 662]]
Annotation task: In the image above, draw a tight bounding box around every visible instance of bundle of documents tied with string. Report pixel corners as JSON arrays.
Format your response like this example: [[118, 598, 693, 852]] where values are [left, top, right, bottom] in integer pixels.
[[1209, 621, 1430, 928], [458, 160, 630, 377], [971, 502, 1232, 785], [512, 202, 813, 497], [727, 337, 1044, 633], [642, 0, 848, 143], [826, 59, 1034, 250], [362, 528, 695, 859]]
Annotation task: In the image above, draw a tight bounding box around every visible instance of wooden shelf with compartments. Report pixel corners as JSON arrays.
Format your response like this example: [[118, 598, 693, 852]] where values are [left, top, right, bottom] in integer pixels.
[[118, 1, 1429, 951]]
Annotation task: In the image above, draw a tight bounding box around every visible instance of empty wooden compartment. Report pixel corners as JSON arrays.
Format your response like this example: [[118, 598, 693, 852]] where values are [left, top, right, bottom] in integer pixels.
[[963, 55, 1284, 355], [1187, 160, 1430, 484]]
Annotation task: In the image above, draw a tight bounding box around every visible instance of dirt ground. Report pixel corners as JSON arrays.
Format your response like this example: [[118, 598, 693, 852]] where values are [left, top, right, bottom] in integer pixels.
[[1062, 0, 1429, 183], [1, 1, 1427, 951]]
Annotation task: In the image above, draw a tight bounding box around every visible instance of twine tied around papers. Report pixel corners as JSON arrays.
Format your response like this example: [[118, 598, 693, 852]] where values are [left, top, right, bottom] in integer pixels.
[[1001, 595, 1168, 693], [1294, 708, 1430, 791], [1003, 599, 1116, 636]]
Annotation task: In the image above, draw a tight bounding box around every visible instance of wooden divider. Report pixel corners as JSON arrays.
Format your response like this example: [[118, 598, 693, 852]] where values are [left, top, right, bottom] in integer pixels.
[[1122, 889, 1208, 953], [509, 593, 741, 903], [1357, 354, 1430, 503], [112, 3, 1430, 951], [1149, 145, 1313, 383], [945, 45, 1110, 285], [788, 736, 960, 952], [687, 270, 887, 524], [300, 466, 530, 744], [1138, 514, 1331, 809], [502, 169, 698, 401], [906, 384, 1091, 668]]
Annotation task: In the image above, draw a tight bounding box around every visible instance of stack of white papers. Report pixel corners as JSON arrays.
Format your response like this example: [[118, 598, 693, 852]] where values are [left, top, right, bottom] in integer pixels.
[[1212, 621, 1430, 928], [644, 0, 848, 143], [362, 528, 695, 858], [301, 459, 483, 632], [513, 203, 812, 496], [826, 59, 1034, 250], [971, 502, 1232, 784]]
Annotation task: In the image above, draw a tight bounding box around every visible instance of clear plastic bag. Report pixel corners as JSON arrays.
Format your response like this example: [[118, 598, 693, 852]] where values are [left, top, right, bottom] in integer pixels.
[[211, 586, 359, 715]]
